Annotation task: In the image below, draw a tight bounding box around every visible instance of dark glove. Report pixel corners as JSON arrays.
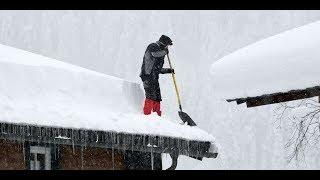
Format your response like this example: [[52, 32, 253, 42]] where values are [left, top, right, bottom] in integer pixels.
[[169, 68, 174, 74], [160, 68, 174, 74]]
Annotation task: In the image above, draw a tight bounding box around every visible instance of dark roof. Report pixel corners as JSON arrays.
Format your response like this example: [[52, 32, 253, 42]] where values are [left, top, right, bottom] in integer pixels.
[[0, 121, 218, 160], [227, 86, 320, 108]]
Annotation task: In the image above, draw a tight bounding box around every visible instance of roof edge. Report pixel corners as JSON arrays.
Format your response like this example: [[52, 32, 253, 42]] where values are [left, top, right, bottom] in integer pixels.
[[0, 121, 218, 160], [227, 85, 320, 107]]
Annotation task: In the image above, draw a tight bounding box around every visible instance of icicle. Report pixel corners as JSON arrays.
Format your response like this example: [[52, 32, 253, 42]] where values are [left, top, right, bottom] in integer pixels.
[[70, 129, 75, 154], [187, 140, 190, 157], [72, 140, 75, 154], [79, 130, 82, 144], [31, 126, 33, 138], [117, 134, 119, 147], [49, 128, 51, 142], [111, 132, 114, 145], [112, 133, 115, 170], [22, 141, 25, 165], [54, 144, 57, 160], [52, 128, 56, 145], [45, 128, 48, 142], [18, 126, 21, 137], [122, 135, 125, 155], [57, 128, 60, 141], [58, 144, 60, 160], [81, 130, 85, 145], [96, 132, 98, 143], [61, 129, 64, 138], [150, 137, 154, 170], [63, 129, 66, 138], [5, 124, 7, 134], [197, 143, 200, 158], [7, 124, 10, 135], [84, 130, 88, 146], [81, 146, 84, 170], [66, 129, 68, 139], [37, 128, 40, 145], [39, 128, 42, 143], [131, 135, 134, 153], [112, 144, 115, 170], [26, 125, 30, 136], [151, 151, 154, 170], [6, 124, 9, 135]]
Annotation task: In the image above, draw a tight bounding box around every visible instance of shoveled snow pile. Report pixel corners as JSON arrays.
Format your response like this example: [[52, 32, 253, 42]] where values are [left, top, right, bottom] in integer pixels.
[[0, 43, 216, 143], [210, 20, 320, 100]]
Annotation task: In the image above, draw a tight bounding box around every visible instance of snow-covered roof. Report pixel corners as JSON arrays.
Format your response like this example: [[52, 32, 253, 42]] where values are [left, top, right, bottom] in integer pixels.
[[210, 20, 320, 101], [0, 43, 216, 143]]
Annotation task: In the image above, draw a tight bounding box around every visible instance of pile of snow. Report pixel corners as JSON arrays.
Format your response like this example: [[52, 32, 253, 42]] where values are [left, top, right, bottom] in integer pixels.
[[210, 20, 320, 100], [0, 43, 216, 143]]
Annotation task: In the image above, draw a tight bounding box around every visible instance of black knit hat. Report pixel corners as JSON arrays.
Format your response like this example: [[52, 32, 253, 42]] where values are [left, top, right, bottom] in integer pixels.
[[159, 35, 173, 46]]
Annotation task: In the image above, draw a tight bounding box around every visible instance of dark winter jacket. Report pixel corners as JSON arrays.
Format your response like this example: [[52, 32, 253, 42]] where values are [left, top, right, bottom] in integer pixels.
[[140, 41, 172, 101], [140, 41, 172, 81]]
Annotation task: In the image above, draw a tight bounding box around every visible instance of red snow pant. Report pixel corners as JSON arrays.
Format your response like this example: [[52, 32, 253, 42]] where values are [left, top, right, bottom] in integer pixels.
[[143, 98, 161, 116]]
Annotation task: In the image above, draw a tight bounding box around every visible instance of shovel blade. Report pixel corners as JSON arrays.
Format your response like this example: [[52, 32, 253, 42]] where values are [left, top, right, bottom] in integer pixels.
[[178, 111, 197, 126]]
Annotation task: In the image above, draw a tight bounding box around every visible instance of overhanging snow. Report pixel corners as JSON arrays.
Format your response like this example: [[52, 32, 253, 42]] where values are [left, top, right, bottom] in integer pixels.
[[210, 20, 320, 101], [0, 43, 216, 144]]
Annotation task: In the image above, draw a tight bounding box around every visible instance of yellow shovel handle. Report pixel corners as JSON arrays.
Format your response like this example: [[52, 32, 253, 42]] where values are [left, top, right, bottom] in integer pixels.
[[166, 53, 183, 111]]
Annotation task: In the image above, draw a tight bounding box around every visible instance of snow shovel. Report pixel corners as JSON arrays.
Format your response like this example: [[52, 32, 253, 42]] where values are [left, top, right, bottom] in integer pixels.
[[166, 53, 197, 126]]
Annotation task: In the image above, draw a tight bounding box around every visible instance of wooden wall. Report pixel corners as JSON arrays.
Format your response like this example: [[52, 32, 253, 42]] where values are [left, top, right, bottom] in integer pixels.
[[0, 139, 26, 170], [59, 145, 126, 170], [0, 139, 162, 170]]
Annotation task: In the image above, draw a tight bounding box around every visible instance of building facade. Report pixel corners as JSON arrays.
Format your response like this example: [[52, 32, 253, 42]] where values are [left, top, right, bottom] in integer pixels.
[[0, 122, 217, 170]]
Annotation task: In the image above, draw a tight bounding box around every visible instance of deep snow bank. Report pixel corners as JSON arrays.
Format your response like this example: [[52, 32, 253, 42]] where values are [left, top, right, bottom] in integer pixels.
[[0, 43, 216, 142], [210, 20, 320, 100]]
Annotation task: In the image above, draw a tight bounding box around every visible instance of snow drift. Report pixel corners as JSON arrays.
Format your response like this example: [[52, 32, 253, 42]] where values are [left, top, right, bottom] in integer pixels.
[[210, 20, 320, 100], [0, 43, 216, 143]]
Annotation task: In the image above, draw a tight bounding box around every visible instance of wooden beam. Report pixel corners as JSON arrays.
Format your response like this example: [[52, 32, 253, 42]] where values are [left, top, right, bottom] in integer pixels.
[[226, 86, 320, 108]]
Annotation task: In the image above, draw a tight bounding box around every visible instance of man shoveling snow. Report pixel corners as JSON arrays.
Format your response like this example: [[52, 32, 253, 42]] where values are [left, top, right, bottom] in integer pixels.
[[139, 35, 174, 116]]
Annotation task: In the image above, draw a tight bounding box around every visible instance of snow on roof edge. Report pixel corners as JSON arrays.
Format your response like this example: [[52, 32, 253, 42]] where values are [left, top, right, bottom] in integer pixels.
[[210, 20, 320, 100]]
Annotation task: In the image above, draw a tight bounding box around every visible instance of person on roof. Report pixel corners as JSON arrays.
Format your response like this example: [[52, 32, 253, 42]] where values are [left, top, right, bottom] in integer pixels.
[[139, 35, 174, 116]]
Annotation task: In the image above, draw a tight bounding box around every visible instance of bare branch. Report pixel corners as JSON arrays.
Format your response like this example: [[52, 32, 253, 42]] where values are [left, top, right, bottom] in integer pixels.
[[275, 98, 320, 164]]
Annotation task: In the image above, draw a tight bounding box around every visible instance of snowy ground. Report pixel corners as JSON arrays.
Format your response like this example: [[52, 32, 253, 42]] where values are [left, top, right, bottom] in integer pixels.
[[1, 10, 320, 169]]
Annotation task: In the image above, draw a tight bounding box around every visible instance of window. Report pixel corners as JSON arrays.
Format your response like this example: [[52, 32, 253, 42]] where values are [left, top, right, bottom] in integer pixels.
[[29, 146, 51, 170]]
